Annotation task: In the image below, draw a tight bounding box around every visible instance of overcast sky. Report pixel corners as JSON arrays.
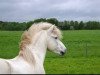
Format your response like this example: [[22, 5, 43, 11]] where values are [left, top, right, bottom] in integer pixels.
[[0, 0, 100, 22]]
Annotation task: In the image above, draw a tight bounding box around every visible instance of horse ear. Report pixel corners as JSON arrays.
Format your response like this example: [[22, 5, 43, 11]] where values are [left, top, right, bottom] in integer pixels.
[[47, 25, 54, 33]]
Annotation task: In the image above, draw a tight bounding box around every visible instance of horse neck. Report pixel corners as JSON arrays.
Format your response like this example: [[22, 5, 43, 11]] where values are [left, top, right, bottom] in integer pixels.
[[31, 30, 47, 63], [18, 30, 47, 65]]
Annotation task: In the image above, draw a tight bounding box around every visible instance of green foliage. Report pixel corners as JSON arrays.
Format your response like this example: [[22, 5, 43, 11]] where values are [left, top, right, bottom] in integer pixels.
[[46, 18, 59, 26], [79, 21, 84, 29], [33, 18, 47, 23], [0, 18, 100, 31], [0, 21, 27, 31]]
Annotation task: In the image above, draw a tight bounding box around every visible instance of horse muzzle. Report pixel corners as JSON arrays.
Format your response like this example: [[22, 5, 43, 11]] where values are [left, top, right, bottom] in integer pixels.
[[60, 51, 65, 55]]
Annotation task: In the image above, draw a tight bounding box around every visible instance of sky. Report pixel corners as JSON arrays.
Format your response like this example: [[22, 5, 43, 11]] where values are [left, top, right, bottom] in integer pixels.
[[0, 0, 100, 22]]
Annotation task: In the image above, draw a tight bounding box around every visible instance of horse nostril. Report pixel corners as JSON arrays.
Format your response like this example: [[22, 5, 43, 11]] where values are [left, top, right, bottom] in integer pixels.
[[60, 51, 65, 55]]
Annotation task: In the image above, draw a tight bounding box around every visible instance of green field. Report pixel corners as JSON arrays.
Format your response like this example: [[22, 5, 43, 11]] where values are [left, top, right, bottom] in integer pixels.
[[0, 30, 100, 74]]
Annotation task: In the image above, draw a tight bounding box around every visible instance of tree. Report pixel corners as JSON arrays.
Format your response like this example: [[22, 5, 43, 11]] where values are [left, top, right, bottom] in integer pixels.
[[79, 21, 84, 29], [47, 18, 59, 26], [0, 18, 100, 31], [69, 21, 75, 30], [26, 21, 34, 29], [33, 18, 46, 23], [74, 21, 79, 30]]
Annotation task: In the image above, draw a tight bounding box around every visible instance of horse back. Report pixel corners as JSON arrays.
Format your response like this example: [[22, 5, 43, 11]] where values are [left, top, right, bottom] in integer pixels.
[[0, 59, 11, 74]]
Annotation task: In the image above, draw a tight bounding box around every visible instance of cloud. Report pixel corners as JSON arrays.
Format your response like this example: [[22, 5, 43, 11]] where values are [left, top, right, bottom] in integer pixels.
[[0, 0, 100, 22]]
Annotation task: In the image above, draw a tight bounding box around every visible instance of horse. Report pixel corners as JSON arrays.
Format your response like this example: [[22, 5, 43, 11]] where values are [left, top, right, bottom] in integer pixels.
[[0, 22, 67, 74]]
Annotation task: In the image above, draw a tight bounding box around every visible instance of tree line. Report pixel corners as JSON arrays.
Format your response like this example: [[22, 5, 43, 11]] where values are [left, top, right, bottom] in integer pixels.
[[0, 18, 100, 31]]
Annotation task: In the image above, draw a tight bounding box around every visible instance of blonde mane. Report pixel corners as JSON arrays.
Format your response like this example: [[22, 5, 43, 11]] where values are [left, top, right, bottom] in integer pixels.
[[19, 22, 62, 64], [20, 22, 62, 51]]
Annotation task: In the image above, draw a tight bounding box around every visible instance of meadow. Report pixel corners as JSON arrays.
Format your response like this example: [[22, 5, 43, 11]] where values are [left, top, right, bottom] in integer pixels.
[[0, 30, 100, 74]]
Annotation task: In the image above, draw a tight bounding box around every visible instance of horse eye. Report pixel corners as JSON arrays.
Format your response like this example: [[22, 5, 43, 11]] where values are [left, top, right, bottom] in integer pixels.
[[55, 37, 58, 39]]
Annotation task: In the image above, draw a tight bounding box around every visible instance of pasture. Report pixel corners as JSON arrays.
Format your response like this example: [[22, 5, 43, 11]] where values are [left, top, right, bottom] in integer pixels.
[[0, 30, 100, 74]]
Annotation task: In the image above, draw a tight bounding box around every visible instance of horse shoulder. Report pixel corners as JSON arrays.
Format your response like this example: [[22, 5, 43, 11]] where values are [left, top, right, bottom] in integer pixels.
[[7, 57, 35, 74], [0, 59, 11, 74]]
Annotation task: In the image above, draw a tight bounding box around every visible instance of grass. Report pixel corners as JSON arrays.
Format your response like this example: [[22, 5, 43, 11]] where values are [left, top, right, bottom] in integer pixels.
[[44, 57, 100, 74], [0, 30, 100, 74]]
